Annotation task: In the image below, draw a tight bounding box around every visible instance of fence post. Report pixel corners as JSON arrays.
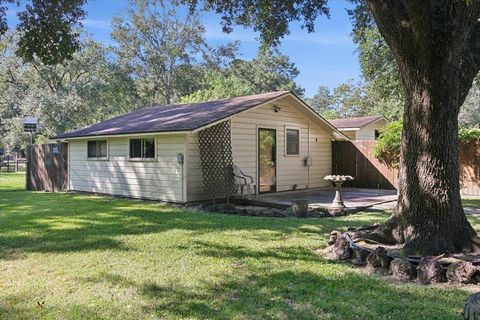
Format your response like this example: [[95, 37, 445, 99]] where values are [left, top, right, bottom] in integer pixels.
[[26, 145, 30, 190]]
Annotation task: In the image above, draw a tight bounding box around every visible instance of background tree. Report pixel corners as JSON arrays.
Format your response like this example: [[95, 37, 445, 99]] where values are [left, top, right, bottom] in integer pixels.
[[180, 69, 254, 103], [0, 0, 86, 65], [229, 50, 304, 96], [0, 33, 142, 152], [306, 86, 333, 114], [459, 79, 480, 128], [184, 0, 480, 255], [330, 79, 372, 118], [181, 50, 304, 103], [111, 0, 237, 105]]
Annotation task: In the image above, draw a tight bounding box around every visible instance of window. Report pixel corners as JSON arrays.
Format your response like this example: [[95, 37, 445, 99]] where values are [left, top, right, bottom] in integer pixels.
[[87, 140, 108, 159], [285, 128, 300, 155], [129, 138, 155, 159]]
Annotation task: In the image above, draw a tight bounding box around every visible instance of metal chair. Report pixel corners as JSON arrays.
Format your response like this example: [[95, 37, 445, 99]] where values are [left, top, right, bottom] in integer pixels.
[[232, 164, 256, 198]]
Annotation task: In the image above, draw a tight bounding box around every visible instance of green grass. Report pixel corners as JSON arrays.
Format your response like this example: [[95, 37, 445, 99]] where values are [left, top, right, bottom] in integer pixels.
[[0, 172, 25, 191], [1, 172, 480, 319], [463, 198, 480, 207]]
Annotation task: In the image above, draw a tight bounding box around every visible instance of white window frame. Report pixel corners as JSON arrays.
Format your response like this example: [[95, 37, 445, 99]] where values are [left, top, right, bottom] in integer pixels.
[[86, 139, 109, 161], [284, 126, 300, 156], [128, 137, 157, 162]]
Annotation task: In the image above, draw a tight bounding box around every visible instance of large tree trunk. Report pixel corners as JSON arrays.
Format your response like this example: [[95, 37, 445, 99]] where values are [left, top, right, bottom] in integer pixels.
[[358, 0, 480, 255], [395, 73, 478, 255]]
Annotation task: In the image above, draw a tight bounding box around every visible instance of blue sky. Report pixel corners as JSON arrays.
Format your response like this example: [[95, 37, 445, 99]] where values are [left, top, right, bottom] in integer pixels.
[[7, 0, 361, 97]]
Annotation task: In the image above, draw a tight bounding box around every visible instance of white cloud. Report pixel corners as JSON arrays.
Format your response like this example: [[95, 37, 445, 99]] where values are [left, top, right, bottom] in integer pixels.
[[83, 19, 111, 30]]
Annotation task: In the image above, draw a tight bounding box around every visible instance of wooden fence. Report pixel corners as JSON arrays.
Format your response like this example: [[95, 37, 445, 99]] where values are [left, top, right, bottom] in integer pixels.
[[26, 143, 68, 192], [0, 157, 27, 172], [332, 140, 480, 196]]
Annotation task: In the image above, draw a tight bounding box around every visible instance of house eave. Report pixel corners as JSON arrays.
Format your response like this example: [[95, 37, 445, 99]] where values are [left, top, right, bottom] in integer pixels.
[[55, 130, 193, 141]]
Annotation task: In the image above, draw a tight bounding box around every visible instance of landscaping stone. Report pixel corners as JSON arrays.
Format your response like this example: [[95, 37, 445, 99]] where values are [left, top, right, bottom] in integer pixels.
[[417, 260, 446, 284], [389, 258, 416, 280], [292, 199, 309, 217], [446, 261, 478, 284], [325, 235, 352, 260], [366, 246, 392, 269], [327, 230, 341, 245]]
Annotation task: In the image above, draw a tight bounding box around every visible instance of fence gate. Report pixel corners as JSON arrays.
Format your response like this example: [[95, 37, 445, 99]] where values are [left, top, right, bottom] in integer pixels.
[[26, 143, 68, 192], [332, 141, 398, 190]]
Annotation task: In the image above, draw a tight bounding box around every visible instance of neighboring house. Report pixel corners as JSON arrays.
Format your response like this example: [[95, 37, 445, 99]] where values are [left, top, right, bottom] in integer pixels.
[[55, 91, 347, 203], [328, 115, 388, 140]]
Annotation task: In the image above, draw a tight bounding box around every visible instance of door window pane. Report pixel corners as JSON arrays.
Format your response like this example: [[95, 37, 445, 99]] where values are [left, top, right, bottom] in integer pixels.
[[259, 129, 276, 193]]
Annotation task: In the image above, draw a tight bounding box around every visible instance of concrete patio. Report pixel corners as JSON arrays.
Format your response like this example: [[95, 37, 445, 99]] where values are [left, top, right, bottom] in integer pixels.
[[255, 187, 398, 210]]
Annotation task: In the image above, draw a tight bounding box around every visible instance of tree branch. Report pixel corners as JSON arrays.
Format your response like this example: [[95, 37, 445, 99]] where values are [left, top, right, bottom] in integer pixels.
[[365, 0, 415, 68], [459, 21, 480, 101]]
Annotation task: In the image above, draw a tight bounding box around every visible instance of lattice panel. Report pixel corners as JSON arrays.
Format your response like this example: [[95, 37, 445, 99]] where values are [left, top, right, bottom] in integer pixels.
[[198, 120, 234, 204]]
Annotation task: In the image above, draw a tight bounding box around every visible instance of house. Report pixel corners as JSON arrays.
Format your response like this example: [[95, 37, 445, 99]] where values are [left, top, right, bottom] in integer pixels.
[[55, 91, 347, 203], [328, 115, 388, 140]]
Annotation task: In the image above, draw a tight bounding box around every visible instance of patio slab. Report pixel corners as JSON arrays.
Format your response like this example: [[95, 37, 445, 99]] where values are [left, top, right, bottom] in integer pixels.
[[256, 187, 398, 210]]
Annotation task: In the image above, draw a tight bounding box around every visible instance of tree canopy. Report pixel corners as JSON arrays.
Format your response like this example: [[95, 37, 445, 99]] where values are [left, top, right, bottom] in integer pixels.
[[0, 1, 304, 153], [0, 0, 86, 65]]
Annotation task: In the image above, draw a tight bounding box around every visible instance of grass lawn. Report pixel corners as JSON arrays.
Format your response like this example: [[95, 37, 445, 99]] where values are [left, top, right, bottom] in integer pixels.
[[1, 173, 480, 319], [463, 198, 480, 207]]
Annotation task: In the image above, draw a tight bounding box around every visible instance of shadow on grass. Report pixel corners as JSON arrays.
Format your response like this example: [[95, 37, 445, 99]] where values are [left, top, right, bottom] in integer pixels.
[[0, 190, 388, 259], [79, 269, 465, 319], [177, 240, 321, 263]]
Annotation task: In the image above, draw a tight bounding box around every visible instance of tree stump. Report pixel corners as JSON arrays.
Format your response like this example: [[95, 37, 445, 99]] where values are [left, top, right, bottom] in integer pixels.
[[446, 262, 478, 284], [389, 258, 416, 280], [417, 260, 446, 284], [464, 292, 480, 320], [323, 235, 352, 260], [366, 246, 392, 269], [351, 247, 370, 266]]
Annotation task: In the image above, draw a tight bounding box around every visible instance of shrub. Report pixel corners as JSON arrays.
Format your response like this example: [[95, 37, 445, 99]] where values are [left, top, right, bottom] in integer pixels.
[[459, 127, 480, 142], [374, 120, 402, 168]]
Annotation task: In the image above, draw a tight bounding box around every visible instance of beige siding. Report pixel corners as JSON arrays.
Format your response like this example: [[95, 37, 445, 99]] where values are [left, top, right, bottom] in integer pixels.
[[185, 133, 206, 202], [356, 120, 387, 140], [69, 135, 186, 202], [186, 96, 333, 201], [340, 130, 357, 140]]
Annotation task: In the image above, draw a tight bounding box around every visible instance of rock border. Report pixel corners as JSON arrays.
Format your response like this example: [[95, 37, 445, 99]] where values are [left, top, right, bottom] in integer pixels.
[[324, 231, 480, 285]]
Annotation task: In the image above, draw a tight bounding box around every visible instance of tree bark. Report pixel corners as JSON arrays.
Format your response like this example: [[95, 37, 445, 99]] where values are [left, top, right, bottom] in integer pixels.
[[394, 78, 478, 254], [360, 0, 480, 255]]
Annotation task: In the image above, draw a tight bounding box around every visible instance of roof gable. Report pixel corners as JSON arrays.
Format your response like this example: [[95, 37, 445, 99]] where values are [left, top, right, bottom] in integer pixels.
[[328, 115, 387, 129]]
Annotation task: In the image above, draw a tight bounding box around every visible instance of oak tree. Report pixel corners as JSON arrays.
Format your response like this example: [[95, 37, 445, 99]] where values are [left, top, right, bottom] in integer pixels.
[[184, 0, 480, 255]]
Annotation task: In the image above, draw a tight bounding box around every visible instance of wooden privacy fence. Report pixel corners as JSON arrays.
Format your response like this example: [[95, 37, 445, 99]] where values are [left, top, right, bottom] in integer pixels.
[[332, 140, 480, 196], [26, 143, 68, 192]]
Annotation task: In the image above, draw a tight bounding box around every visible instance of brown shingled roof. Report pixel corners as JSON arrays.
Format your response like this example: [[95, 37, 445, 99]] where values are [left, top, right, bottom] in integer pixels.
[[328, 115, 386, 129], [55, 91, 290, 139]]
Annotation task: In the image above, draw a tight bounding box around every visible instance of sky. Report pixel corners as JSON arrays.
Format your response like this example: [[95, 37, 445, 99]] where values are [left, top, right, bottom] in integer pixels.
[[6, 0, 361, 98]]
